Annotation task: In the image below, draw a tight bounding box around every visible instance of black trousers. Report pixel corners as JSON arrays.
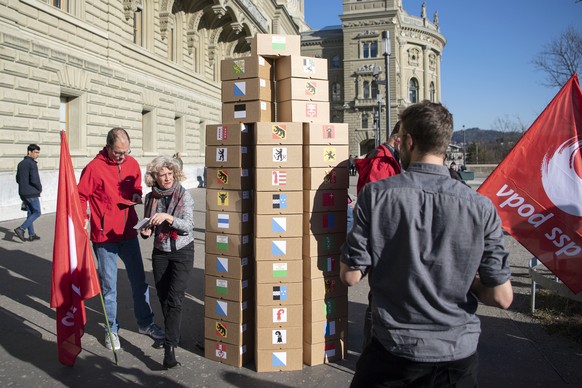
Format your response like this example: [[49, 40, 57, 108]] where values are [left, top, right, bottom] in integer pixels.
[[152, 242, 194, 347], [351, 337, 478, 388]]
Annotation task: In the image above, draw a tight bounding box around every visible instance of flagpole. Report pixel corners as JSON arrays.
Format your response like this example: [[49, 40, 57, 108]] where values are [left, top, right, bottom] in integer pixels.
[[99, 291, 119, 365]]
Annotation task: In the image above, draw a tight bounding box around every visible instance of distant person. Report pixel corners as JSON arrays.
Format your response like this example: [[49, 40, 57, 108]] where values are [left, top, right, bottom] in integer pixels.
[[14, 144, 42, 242], [341, 100, 513, 387], [449, 161, 470, 187], [172, 152, 183, 170], [78, 127, 164, 351], [348, 154, 356, 176]]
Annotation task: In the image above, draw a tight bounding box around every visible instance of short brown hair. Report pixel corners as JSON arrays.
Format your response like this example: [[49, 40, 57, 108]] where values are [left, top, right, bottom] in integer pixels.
[[399, 100, 453, 156]]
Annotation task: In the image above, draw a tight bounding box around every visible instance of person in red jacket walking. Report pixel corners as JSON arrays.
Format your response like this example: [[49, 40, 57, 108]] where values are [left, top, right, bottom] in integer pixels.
[[78, 127, 164, 351]]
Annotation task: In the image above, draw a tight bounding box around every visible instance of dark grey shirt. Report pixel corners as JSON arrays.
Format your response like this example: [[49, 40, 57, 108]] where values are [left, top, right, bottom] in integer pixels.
[[341, 163, 511, 362]]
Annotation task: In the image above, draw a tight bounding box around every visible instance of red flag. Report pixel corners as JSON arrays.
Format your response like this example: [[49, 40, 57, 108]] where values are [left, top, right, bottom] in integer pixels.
[[50, 131, 101, 366], [478, 73, 582, 293]]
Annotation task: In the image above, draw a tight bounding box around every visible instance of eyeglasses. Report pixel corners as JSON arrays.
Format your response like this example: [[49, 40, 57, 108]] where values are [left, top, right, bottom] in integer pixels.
[[109, 147, 131, 156]]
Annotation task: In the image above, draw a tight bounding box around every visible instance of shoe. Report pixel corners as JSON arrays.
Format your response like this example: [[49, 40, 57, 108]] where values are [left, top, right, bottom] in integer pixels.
[[14, 228, 25, 242], [163, 345, 180, 369], [105, 332, 121, 350], [29, 235, 40, 241], [139, 322, 165, 340]]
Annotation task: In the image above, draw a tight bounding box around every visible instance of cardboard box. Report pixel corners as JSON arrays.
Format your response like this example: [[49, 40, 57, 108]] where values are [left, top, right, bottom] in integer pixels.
[[222, 78, 273, 103], [205, 253, 252, 280], [204, 317, 253, 346], [303, 339, 346, 366], [222, 100, 274, 123], [303, 233, 346, 256], [256, 282, 303, 306], [304, 190, 348, 213], [255, 168, 303, 192], [206, 210, 253, 235], [303, 145, 349, 168], [255, 214, 303, 238], [204, 296, 252, 323], [255, 145, 303, 168], [204, 339, 253, 367], [304, 296, 348, 322], [254, 122, 303, 145], [304, 211, 347, 235], [251, 34, 301, 58], [206, 168, 252, 190], [303, 255, 341, 279], [205, 275, 252, 301], [303, 123, 349, 145], [275, 55, 328, 81], [254, 237, 303, 262], [206, 123, 252, 146], [255, 348, 303, 372], [205, 232, 253, 257], [254, 191, 303, 215], [256, 326, 303, 350], [256, 260, 303, 284], [304, 317, 347, 344], [303, 167, 350, 190], [276, 78, 329, 102], [277, 100, 330, 123], [303, 276, 348, 300], [257, 304, 303, 328], [206, 189, 253, 213], [205, 145, 253, 168], [221, 55, 272, 81]]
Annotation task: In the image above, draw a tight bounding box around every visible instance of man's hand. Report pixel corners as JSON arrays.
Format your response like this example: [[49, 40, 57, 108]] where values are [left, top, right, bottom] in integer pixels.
[[132, 193, 143, 204], [340, 261, 363, 286]]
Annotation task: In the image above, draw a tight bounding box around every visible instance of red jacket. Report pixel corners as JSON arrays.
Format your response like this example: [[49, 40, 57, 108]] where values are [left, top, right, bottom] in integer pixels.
[[78, 148, 142, 243], [354, 144, 402, 194]]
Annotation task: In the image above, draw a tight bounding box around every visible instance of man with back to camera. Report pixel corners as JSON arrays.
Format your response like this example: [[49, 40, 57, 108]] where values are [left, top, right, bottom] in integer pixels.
[[340, 101, 513, 387], [78, 127, 164, 351], [14, 144, 42, 242]]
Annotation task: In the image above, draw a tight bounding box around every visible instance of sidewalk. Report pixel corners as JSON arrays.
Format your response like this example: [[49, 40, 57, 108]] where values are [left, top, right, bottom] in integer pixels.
[[0, 177, 581, 387]]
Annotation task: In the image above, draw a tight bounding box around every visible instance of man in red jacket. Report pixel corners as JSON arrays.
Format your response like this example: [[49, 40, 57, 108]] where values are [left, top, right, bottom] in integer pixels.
[[78, 127, 163, 351]]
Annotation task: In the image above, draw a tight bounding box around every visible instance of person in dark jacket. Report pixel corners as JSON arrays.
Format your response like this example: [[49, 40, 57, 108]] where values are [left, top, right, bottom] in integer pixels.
[[14, 144, 42, 242]]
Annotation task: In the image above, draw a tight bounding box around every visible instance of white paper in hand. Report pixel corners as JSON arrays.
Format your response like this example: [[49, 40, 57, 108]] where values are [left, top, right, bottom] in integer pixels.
[[133, 217, 150, 230]]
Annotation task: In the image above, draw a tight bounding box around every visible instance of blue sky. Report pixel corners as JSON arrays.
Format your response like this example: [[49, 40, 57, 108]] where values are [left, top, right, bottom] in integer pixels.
[[304, 1, 582, 131]]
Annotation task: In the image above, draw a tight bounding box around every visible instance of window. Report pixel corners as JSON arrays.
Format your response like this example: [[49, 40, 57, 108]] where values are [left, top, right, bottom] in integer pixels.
[[47, 0, 68, 11], [175, 115, 185, 153], [133, 5, 143, 46], [332, 55, 341, 68], [363, 81, 370, 99], [371, 81, 379, 100], [60, 93, 87, 151], [167, 27, 175, 61], [332, 83, 342, 102], [362, 41, 377, 59], [430, 82, 436, 102], [409, 78, 419, 103], [142, 108, 156, 153], [362, 113, 369, 129]]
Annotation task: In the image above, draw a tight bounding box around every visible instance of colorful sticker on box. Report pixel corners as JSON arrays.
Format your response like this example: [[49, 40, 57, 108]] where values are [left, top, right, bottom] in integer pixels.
[[272, 217, 287, 233], [323, 125, 335, 140], [273, 307, 287, 323], [325, 256, 335, 272], [273, 329, 287, 344], [271, 35, 287, 51], [216, 235, 229, 250], [303, 58, 316, 73], [217, 169, 228, 184], [323, 235, 334, 251], [217, 191, 229, 206], [216, 300, 228, 316], [216, 257, 228, 273], [322, 192, 335, 207], [272, 351, 287, 367], [234, 81, 246, 97], [217, 213, 229, 229], [232, 59, 245, 75], [216, 125, 228, 140], [325, 343, 336, 358], [216, 279, 228, 295], [272, 240, 286, 255], [325, 278, 336, 293], [216, 343, 227, 359], [322, 213, 335, 228], [324, 147, 336, 162], [234, 104, 246, 119], [324, 320, 336, 337], [272, 171, 287, 186], [273, 147, 287, 162], [272, 194, 287, 209], [272, 124, 286, 140], [325, 299, 335, 316], [306, 102, 318, 118], [305, 81, 317, 96], [323, 169, 337, 184], [273, 263, 288, 278], [273, 286, 288, 300], [216, 147, 227, 162], [216, 321, 228, 338]]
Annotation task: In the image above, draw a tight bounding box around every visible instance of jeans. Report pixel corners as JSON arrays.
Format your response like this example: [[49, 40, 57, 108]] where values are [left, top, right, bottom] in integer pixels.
[[19, 197, 41, 236], [93, 237, 154, 333]]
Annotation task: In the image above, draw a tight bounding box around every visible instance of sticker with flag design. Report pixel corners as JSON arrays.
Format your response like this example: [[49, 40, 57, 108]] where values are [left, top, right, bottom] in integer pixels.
[[324, 343, 336, 358], [216, 257, 228, 273], [325, 299, 335, 316], [216, 321, 228, 338], [216, 147, 227, 162], [217, 169, 228, 184], [216, 125, 228, 140], [272, 351, 287, 367], [273, 147, 287, 162], [232, 59, 245, 75], [324, 256, 335, 272], [324, 320, 336, 337], [272, 240, 286, 255], [233, 81, 246, 97], [271, 35, 287, 51], [322, 192, 335, 207], [323, 147, 336, 162], [306, 102, 318, 118], [272, 124, 286, 140], [217, 191, 229, 206], [216, 343, 227, 359], [305, 81, 317, 96], [322, 213, 335, 228], [272, 329, 287, 344], [234, 104, 246, 119], [216, 300, 228, 316], [323, 169, 337, 184], [273, 307, 287, 322], [325, 278, 336, 293], [323, 125, 335, 140], [272, 217, 287, 233], [303, 58, 316, 73], [272, 263, 288, 278], [217, 213, 230, 229], [216, 235, 229, 250], [216, 279, 228, 295], [272, 194, 287, 209], [323, 235, 334, 251], [273, 285, 288, 300]]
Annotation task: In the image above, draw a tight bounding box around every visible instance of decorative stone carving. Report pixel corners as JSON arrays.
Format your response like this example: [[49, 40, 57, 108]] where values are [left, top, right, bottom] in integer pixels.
[[159, 11, 175, 39], [408, 47, 420, 66], [123, 0, 138, 20], [211, 5, 227, 18], [356, 64, 376, 74], [57, 65, 92, 91], [355, 30, 378, 38], [429, 53, 436, 71], [230, 22, 243, 34]]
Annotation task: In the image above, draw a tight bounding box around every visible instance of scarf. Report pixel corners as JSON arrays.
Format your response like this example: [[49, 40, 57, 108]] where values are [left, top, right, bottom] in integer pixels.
[[143, 183, 186, 244]]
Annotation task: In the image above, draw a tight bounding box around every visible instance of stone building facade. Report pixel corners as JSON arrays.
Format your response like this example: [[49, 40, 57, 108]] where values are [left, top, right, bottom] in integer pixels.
[[0, 0, 306, 221], [301, 0, 445, 157]]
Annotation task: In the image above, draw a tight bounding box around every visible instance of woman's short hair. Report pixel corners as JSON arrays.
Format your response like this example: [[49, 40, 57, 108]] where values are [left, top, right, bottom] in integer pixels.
[[145, 156, 186, 187]]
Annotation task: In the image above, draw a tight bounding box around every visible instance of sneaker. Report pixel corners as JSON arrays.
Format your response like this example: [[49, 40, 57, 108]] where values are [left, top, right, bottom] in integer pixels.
[[29, 235, 40, 241], [105, 332, 121, 350], [139, 323, 165, 340], [14, 228, 25, 242]]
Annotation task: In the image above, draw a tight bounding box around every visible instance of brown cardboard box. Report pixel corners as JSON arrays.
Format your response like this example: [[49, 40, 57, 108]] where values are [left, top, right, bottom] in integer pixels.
[[222, 100, 274, 123], [304, 189, 348, 213], [303, 339, 346, 366], [303, 123, 349, 145], [205, 253, 252, 280], [222, 78, 273, 103], [205, 232, 253, 257], [255, 168, 303, 191], [255, 145, 303, 168], [303, 233, 346, 256], [303, 167, 350, 190], [204, 317, 253, 346], [254, 191, 303, 215], [254, 237, 303, 262], [303, 254, 341, 279], [256, 260, 303, 284], [256, 282, 303, 306], [304, 211, 347, 235], [206, 123, 252, 146], [206, 210, 252, 235], [254, 122, 303, 145], [303, 145, 349, 168], [204, 339, 253, 367], [304, 317, 347, 344], [304, 296, 348, 322], [303, 276, 348, 300], [204, 296, 252, 323], [275, 55, 328, 81], [256, 305, 303, 328], [255, 348, 303, 372], [276, 78, 329, 102], [221, 55, 272, 81], [206, 145, 253, 168], [206, 168, 252, 190], [251, 34, 301, 58], [255, 214, 303, 238], [206, 189, 252, 213], [256, 326, 303, 350], [277, 100, 330, 123], [205, 275, 252, 301]]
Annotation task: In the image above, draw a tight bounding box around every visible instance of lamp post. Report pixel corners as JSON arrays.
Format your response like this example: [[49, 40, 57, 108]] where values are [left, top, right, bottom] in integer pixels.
[[382, 31, 391, 141], [376, 94, 382, 147]]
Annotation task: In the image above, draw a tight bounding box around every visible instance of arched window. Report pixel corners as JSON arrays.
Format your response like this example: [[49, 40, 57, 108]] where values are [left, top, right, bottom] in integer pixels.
[[332, 55, 341, 68], [409, 78, 419, 103], [371, 80, 379, 100], [362, 113, 369, 129], [430, 82, 436, 102], [332, 83, 342, 102], [362, 41, 378, 59], [363, 81, 370, 99]]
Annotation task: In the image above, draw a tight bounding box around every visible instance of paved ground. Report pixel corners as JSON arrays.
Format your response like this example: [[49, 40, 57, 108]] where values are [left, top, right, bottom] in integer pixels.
[[0, 174, 581, 387]]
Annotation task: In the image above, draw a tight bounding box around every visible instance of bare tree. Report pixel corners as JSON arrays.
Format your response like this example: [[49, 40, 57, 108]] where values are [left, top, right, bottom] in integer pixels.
[[532, 26, 582, 87], [492, 115, 527, 133]]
